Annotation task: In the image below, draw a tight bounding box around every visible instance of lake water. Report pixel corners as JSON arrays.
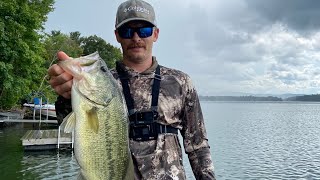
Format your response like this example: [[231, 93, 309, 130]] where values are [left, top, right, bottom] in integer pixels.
[[1, 101, 320, 179]]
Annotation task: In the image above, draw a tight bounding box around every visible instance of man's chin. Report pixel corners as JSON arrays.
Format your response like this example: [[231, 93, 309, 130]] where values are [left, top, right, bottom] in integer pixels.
[[126, 53, 145, 62]]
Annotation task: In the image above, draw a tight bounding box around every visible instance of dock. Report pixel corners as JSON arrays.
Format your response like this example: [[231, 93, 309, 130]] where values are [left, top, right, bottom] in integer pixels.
[[1, 110, 70, 151], [0, 111, 58, 126], [0, 117, 58, 128], [0, 111, 25, 127], [0, 111, 23, 117], [21, 129, 74, 151], [0, 119, 57, 124]]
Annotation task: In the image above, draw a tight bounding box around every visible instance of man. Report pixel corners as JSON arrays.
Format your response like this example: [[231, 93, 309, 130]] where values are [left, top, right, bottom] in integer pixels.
[[48, 0, 216, 179]]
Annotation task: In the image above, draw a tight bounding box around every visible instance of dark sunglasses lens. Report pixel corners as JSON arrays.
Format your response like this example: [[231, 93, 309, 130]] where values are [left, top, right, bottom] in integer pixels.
[[118, 27, 153, 39], [138, 27, 153, 38], [118, 28, 133, 39]]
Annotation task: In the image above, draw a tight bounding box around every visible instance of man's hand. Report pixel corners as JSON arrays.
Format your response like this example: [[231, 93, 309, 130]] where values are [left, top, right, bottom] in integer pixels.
[[48, 51, 73, 99]]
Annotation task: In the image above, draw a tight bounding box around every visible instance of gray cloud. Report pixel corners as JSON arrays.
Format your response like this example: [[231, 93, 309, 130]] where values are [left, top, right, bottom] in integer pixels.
[[45, 0, 320, 95], [245, 0, 320, 34]]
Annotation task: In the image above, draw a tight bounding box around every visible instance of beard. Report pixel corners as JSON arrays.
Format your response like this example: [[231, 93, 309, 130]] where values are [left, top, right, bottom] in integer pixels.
[[125, 52, 146, 63]]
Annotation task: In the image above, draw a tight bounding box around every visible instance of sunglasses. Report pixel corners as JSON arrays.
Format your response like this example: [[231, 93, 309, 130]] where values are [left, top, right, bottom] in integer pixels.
[[117, 27, 154, 39]]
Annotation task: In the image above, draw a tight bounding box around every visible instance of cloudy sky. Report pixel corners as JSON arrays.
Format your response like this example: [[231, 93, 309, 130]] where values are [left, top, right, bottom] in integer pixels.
[[45, 0, 320, 95]]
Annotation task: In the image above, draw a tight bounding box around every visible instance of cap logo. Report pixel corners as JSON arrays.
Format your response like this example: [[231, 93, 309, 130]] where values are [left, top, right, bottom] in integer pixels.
[[123, 6, 150, 15]]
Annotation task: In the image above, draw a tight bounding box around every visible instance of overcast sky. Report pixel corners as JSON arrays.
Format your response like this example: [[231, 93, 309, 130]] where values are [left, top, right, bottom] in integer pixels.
[[44, 0, 320, 95]]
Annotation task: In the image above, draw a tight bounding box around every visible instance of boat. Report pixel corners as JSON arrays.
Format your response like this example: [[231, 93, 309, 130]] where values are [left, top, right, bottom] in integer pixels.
[[21, 91, 57, 119], [23, 103, 57, 119]]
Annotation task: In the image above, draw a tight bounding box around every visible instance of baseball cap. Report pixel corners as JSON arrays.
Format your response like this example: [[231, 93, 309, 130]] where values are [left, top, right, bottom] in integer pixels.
[[115, 0, 157, 29]]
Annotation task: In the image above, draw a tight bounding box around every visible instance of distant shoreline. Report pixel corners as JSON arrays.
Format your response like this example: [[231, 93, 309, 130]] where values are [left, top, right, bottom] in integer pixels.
[[199, 94, 320, 102]]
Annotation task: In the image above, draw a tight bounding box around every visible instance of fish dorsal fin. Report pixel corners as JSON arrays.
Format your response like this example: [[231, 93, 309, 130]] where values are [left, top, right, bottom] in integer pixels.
[[60, 112, 76, 133], [86, 107, 99, 133]]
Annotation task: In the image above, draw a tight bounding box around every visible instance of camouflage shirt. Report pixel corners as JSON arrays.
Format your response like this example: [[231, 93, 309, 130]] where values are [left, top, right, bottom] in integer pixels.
[[55, 57, 215, 180]]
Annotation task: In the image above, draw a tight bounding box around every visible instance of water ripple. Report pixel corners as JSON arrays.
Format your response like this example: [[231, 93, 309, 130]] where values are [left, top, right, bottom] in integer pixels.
[[202, 102, 320, 180], [20, 151, 79, 179]]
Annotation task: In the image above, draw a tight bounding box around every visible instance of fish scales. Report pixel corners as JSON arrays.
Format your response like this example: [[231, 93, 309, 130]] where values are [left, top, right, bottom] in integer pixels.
[[59, 52, 134, 180], [74, 93, 129, 179]]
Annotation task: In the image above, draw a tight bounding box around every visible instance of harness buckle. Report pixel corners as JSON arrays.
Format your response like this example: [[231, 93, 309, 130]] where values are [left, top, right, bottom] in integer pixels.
[[129, 111, 159, 141]]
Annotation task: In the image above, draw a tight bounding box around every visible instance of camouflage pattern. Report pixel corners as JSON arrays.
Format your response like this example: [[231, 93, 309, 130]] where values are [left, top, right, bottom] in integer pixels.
[[55, 57, 216, 180]]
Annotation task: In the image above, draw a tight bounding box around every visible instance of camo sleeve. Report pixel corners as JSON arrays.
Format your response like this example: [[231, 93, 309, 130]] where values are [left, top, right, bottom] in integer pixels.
[[55, 95, 72, 125], [181, 75, 216, 180]]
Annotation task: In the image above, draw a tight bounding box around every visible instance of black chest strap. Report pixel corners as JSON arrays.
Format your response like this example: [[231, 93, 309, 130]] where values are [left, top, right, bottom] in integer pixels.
[[116, 63, 178, 141], [116, 63, 161, 114]]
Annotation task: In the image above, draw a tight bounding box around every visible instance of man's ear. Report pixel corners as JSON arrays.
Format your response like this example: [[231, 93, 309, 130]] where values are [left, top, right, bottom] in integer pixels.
[[153, 28, 159, 42], [115, 30, 121, 43]]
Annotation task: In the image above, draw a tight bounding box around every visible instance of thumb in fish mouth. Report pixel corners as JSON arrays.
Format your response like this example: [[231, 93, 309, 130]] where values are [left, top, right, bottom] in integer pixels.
[[57, 51, 72, 61]]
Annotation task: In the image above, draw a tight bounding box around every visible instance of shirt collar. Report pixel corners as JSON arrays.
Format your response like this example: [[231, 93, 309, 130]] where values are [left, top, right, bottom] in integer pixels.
[[117, 56, 159, 77]]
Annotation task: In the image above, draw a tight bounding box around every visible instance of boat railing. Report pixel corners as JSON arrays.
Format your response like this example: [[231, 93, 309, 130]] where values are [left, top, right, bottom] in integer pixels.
[[33, 97, 46, 121]]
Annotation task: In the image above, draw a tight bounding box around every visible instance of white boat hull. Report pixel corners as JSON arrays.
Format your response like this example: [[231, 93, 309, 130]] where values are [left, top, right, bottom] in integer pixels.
[[23, 103, 57, 118]]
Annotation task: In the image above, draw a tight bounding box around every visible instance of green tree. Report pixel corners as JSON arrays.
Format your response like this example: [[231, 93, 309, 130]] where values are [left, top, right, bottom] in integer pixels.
[[40, 30, 83, 103], [41, 31, 122, 103], [80, 35, 122, 68], [43, 31, 121, 68], [0, 0, 54, 109], [43, 30, 83, 67], [69, 31, 82, 46]]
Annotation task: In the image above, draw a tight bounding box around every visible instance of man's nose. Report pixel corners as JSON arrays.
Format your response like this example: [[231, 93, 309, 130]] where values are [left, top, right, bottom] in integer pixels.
[[131, 32, 141, 41]]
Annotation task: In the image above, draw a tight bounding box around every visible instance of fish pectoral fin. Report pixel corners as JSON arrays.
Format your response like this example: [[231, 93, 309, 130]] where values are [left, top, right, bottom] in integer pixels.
[[86, 107, 99, 133], [61, 112, 76, 133]]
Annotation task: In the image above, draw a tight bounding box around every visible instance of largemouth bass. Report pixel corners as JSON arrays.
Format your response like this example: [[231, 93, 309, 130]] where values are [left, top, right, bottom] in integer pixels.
[[59, 52, 134, 180]]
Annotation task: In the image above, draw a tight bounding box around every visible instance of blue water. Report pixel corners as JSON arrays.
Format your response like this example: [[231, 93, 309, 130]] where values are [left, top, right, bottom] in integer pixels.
[[1, 101, 320, 179], [204, 101, 320, 180]]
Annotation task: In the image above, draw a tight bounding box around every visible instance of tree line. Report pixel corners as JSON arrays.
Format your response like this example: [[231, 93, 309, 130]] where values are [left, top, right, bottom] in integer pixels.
[[199, 96, 282, 101], [200, 94, 320, 102], [286, 94, 320, 101], [0, 0, 122, 110]]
